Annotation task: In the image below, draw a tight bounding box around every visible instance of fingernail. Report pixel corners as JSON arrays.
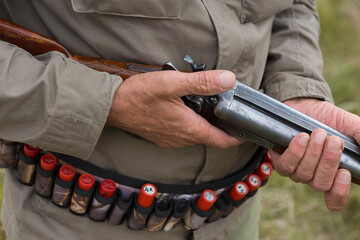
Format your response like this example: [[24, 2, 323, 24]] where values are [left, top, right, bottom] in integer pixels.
[[298, 135, 310, 146], [337, 170, 351, 184], [314, 131, 327, 144], [327, 139, 343, 152], [219, 72, 236, 90]]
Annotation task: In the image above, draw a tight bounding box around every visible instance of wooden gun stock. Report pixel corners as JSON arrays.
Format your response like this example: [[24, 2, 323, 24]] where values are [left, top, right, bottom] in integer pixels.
[[0, 18, 161, 80]]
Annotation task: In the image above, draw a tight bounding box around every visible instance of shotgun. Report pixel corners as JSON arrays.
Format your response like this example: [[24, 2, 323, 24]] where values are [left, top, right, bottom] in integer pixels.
[[1, 18, 360, 183]]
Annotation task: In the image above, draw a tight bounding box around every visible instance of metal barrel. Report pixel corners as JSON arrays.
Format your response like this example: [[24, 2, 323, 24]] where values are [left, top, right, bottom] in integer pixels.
[[212, 81, 360, 181]]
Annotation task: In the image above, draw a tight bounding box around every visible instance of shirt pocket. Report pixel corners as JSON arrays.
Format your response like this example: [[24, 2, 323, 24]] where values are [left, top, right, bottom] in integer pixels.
[[241, 0, 293, 23], [71, 0, 184, 19]]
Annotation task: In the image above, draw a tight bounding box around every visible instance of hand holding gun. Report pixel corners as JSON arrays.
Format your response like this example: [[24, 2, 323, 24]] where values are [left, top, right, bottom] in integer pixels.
[[1, 18, 359, 211]]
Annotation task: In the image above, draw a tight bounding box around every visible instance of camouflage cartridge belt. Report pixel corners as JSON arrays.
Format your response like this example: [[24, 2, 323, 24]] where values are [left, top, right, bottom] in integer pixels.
[[0, 140, 273, 231]]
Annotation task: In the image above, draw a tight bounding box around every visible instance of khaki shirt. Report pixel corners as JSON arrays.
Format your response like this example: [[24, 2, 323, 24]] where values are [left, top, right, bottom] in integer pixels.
[[0, 0, 333, 240]]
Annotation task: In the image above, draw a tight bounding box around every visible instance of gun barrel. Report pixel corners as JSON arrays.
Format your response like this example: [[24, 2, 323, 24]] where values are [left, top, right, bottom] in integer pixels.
[[213, 81, 360, 181]]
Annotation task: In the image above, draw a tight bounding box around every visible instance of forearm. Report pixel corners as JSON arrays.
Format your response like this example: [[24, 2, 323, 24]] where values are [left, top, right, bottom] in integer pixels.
[[0, 40, 122, 159]]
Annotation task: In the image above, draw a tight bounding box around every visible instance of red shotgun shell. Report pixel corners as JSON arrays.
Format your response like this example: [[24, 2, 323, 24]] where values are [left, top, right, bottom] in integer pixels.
[[40, 154, 57, 171], [59, 165, 76, 182], [263, 151, 273, 166], [229, 182, 249, 201], [196, 190, 217, 211], [99, 179, 116, 198], [137, 183, 157, 208], [78, 174, 95, 191], [246, 174, 262, 192], [255, 162, 273, 181], [23, 144, 40, 158]]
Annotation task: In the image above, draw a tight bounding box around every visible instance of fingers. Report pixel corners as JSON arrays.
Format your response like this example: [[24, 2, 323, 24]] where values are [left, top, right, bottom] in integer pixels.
[[272, 129, 350, 210], [193, 116, 242, 149], [309, 136, 344, 191], [272, 132, 309, 177], [290, 129, 327, 183], [324, 169, 351, 211], [274, 129, 343, 188], [156, 70, 236, 97]]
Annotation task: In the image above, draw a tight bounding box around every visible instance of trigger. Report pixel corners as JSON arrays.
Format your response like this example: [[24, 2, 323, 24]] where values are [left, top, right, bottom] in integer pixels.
[[162, 62, 179, 71], [182, 95, 204, 113]]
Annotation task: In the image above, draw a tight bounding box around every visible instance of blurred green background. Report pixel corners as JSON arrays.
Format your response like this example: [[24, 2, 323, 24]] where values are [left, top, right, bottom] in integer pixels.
[[1, 0, 360, 239]]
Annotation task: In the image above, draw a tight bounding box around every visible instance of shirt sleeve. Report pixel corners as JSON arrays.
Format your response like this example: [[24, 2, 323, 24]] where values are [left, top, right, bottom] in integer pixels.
[[0, 40, 122, 159], [261, 0, 334, 103]]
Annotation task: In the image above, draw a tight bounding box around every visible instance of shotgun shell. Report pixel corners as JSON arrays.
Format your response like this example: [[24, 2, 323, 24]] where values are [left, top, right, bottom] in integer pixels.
[[99, 179, 116, 198], [255, 162, 273, 181], [40, 154, 57, 171], [70, 174, 95, 215], [78, 173, 95, 190], [229, 181, 249, 201], [59, 165, 76, 182], [196, 190, 217, 211], [24, 144, 40, 158], [16, 144, 40, 185], [137, 183, 157, 208], [245, 174, 262, 192], [52, 165, 76, 207], [89, 179, 116, 221], [35, 154, 57, 197], [262, 151, 273, 166]]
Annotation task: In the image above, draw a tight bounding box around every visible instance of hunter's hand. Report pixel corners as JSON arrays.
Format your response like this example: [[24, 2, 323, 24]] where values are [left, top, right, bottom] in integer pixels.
[[270, 98, 360, 211], [107, 70, 242, 149]]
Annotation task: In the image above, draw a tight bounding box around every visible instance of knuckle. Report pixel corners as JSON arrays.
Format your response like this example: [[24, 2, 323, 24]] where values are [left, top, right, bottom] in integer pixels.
[[195, 72, 217, 95], [276, 160, 296, 176], [307, 150, 321, 160], [286, 144, 305, 161], [289, 174, 300, 183], [295, 169, 313, 182], [291, 150, 305, 162], [196, 125, 212, 143], [323, 155, 340, 167], [312, 180, 332, 192]]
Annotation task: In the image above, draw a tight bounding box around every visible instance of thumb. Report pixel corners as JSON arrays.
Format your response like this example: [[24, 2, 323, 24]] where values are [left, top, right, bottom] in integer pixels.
[[166, 70, 236, 97]]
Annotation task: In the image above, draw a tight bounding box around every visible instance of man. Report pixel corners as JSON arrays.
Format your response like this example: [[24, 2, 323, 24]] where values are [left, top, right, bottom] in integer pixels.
[[0, 0, 358, 240]]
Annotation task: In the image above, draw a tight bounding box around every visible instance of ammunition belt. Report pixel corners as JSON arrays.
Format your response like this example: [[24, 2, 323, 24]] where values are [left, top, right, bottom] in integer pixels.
[[0, 140, 273, 231]]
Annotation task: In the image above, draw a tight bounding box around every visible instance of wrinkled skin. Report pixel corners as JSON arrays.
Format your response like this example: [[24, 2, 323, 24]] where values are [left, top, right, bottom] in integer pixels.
[[107, 70, 360, 211]]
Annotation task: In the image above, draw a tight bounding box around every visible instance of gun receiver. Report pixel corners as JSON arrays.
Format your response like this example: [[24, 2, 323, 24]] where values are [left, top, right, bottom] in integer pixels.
[[1, 18, 360, 183]]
